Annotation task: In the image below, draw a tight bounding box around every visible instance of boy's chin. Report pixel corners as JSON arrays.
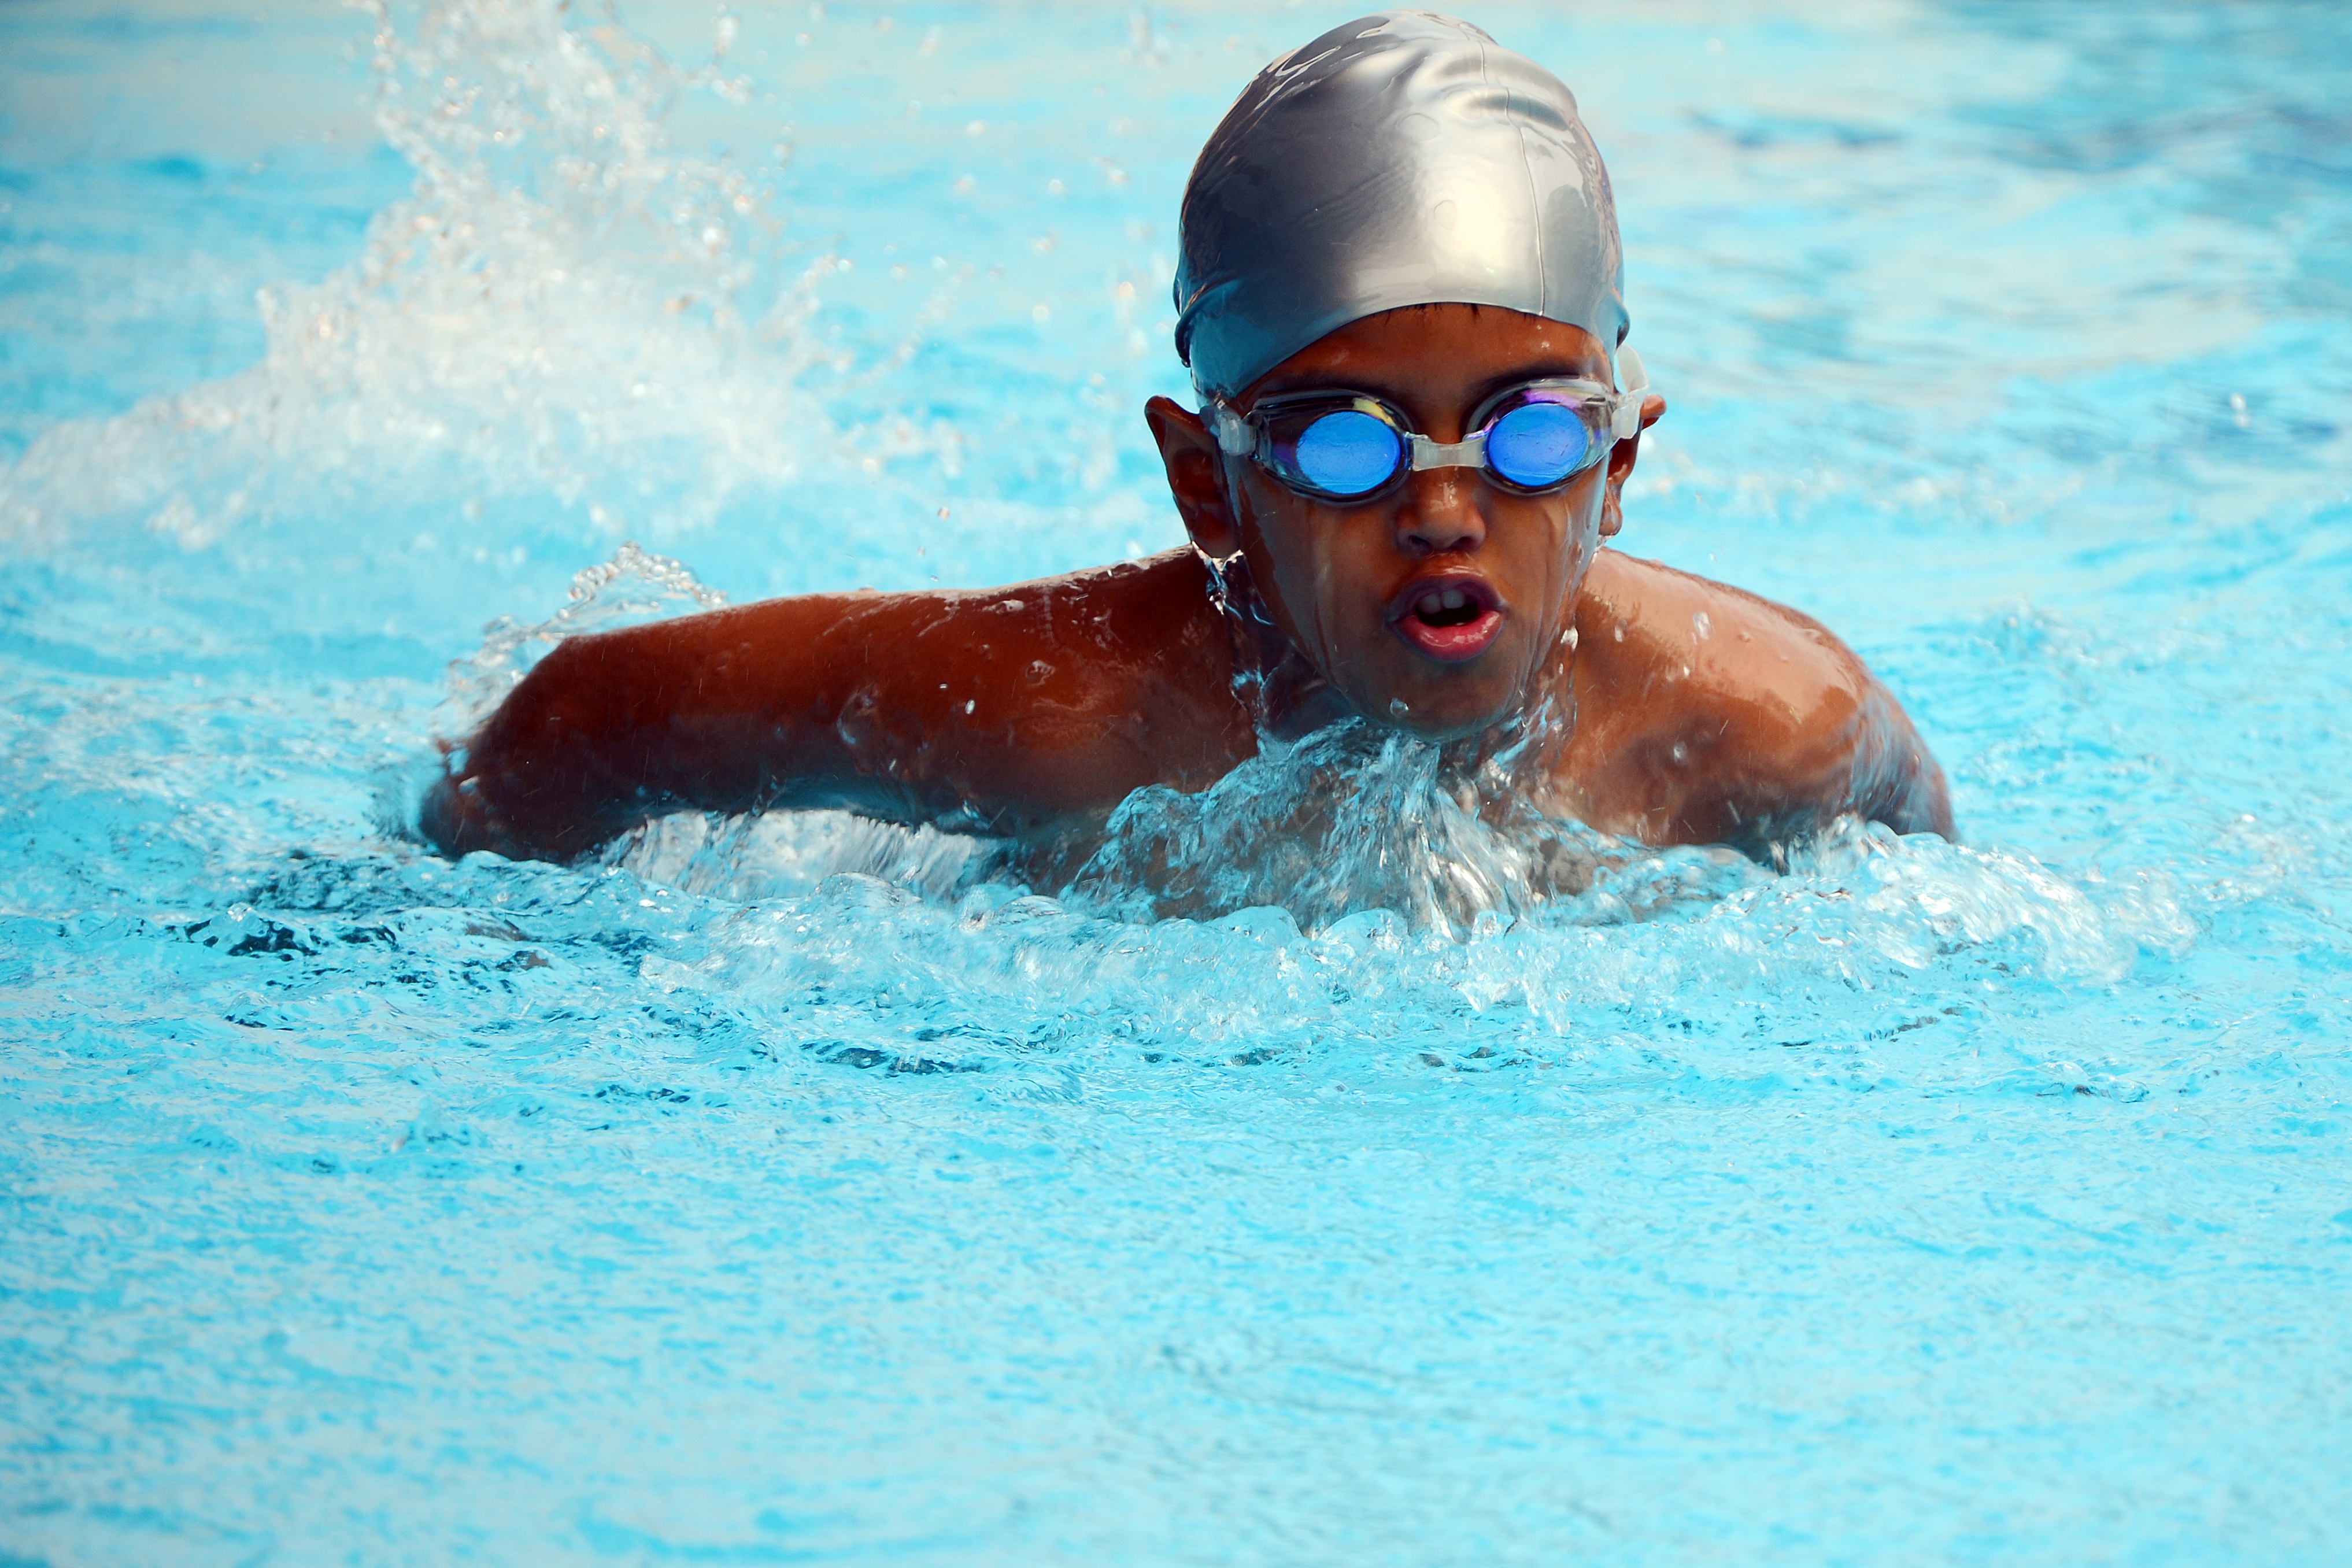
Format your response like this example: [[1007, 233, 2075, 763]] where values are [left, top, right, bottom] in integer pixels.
[[1355, 676, 1523, 743], [1312, 628, 1541, 741]]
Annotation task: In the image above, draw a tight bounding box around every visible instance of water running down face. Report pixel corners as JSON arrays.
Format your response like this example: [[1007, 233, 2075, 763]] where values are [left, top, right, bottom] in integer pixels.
[[1147, 304, 1665, 743]]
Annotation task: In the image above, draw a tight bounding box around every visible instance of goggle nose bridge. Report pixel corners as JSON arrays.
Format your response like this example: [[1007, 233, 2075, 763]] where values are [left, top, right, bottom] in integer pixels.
[[1407, 430, 1486, 474]]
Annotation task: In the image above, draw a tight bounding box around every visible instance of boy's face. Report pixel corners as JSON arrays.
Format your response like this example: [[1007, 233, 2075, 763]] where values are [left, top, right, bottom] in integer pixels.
[[1148, 304, 1663, 742]]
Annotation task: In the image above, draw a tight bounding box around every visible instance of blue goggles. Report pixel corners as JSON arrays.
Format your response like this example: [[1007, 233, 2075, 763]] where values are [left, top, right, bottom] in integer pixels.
[[1209, 352, 1651, 504]]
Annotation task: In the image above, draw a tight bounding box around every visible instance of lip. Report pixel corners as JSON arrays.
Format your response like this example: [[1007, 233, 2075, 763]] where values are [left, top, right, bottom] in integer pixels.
[[1386, 572, 1506, 663]]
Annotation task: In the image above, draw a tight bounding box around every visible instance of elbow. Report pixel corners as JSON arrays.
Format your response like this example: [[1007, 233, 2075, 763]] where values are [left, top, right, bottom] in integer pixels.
[[1881, 750, 1955, 840], [1851, 687, 1954, 840]]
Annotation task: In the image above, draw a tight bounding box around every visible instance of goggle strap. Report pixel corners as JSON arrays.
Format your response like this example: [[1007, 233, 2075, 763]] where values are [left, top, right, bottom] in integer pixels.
[[1209, 401, 1255, 457], [1610, 345, 1651, 440]]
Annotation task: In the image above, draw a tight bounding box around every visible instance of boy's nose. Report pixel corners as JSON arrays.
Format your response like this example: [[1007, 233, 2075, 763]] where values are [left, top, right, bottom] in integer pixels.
[[1392, 469, 1487, 557]]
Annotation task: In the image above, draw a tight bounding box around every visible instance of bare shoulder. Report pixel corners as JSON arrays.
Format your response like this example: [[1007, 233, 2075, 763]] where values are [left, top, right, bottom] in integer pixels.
[[892, 550, 1243, 757], [931, 549, 1226, 665], [1560, 550, 1950, 847], [775, 546, 1253, 808], [1573, 550, 1877, 720], [593, 549, 1229, 722]]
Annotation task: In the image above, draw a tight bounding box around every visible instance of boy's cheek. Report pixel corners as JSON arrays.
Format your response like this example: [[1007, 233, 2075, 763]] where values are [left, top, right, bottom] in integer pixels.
[[1245, 513, 1345, 634], [1272, 532, 1388, 659]]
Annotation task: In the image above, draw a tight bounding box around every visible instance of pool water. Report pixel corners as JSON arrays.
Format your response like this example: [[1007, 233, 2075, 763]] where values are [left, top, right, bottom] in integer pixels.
[[4, 2, 2349, 1562]]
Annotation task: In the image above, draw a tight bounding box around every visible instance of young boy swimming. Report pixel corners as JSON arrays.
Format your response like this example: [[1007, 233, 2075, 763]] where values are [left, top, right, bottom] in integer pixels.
[[421, 11, 1951, 883]]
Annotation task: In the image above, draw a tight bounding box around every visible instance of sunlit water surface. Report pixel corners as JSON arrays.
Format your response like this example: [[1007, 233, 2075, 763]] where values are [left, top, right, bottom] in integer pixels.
[[3, 2, 2349, 1563]]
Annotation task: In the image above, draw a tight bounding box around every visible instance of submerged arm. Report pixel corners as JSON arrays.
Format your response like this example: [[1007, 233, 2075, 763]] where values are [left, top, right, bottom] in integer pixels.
[[421, 551, 1249, 863], [1563, 552, 1953, 852]]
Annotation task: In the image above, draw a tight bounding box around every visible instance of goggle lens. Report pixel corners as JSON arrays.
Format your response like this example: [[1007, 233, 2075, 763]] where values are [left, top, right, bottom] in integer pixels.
[[1292, 408, 1403, 497], [1484, 400, 1593, 489]]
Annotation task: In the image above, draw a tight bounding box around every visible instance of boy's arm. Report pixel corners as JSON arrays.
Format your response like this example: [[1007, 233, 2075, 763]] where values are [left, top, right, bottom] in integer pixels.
[[421, 552, 1251, 862], [1563, 552, 1953, 851]]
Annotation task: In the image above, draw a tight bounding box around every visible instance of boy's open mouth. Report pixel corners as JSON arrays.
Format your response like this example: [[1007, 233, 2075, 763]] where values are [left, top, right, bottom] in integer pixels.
[[1389, 576, 1504, 662]]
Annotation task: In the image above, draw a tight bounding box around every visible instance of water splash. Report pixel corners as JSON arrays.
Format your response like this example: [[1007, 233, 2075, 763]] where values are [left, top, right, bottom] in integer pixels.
[[0, 0, 848, 580], [612, 803, 2199, 1087], [313, 0, 830, 526], [435, 538, 727, 738], [609, 808, 998, 908], [1062, 718, 1706, 933]]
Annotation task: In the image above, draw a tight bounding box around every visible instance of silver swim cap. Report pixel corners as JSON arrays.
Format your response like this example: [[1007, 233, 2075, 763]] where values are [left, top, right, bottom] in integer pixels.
[[1174, 10, 1628, 401]]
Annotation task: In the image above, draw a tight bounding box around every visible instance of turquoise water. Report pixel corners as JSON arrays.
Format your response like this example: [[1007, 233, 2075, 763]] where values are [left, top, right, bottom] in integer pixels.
[[4, 2, 2350, 1562]]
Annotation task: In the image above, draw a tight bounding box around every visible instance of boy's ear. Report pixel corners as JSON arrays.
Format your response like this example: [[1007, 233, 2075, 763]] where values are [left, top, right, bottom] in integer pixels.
[[1599, 392, 1667, 539], [1145, 395, 1241, 557]]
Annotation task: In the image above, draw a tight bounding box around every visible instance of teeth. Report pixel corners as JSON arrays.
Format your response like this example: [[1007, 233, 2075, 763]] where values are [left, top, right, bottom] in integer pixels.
[[1440, 589, 1466, 611], [1417, 593, 1443, 616]]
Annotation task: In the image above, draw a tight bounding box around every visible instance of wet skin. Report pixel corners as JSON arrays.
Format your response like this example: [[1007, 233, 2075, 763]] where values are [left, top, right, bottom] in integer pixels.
[[423, 305, 1952, 866]]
